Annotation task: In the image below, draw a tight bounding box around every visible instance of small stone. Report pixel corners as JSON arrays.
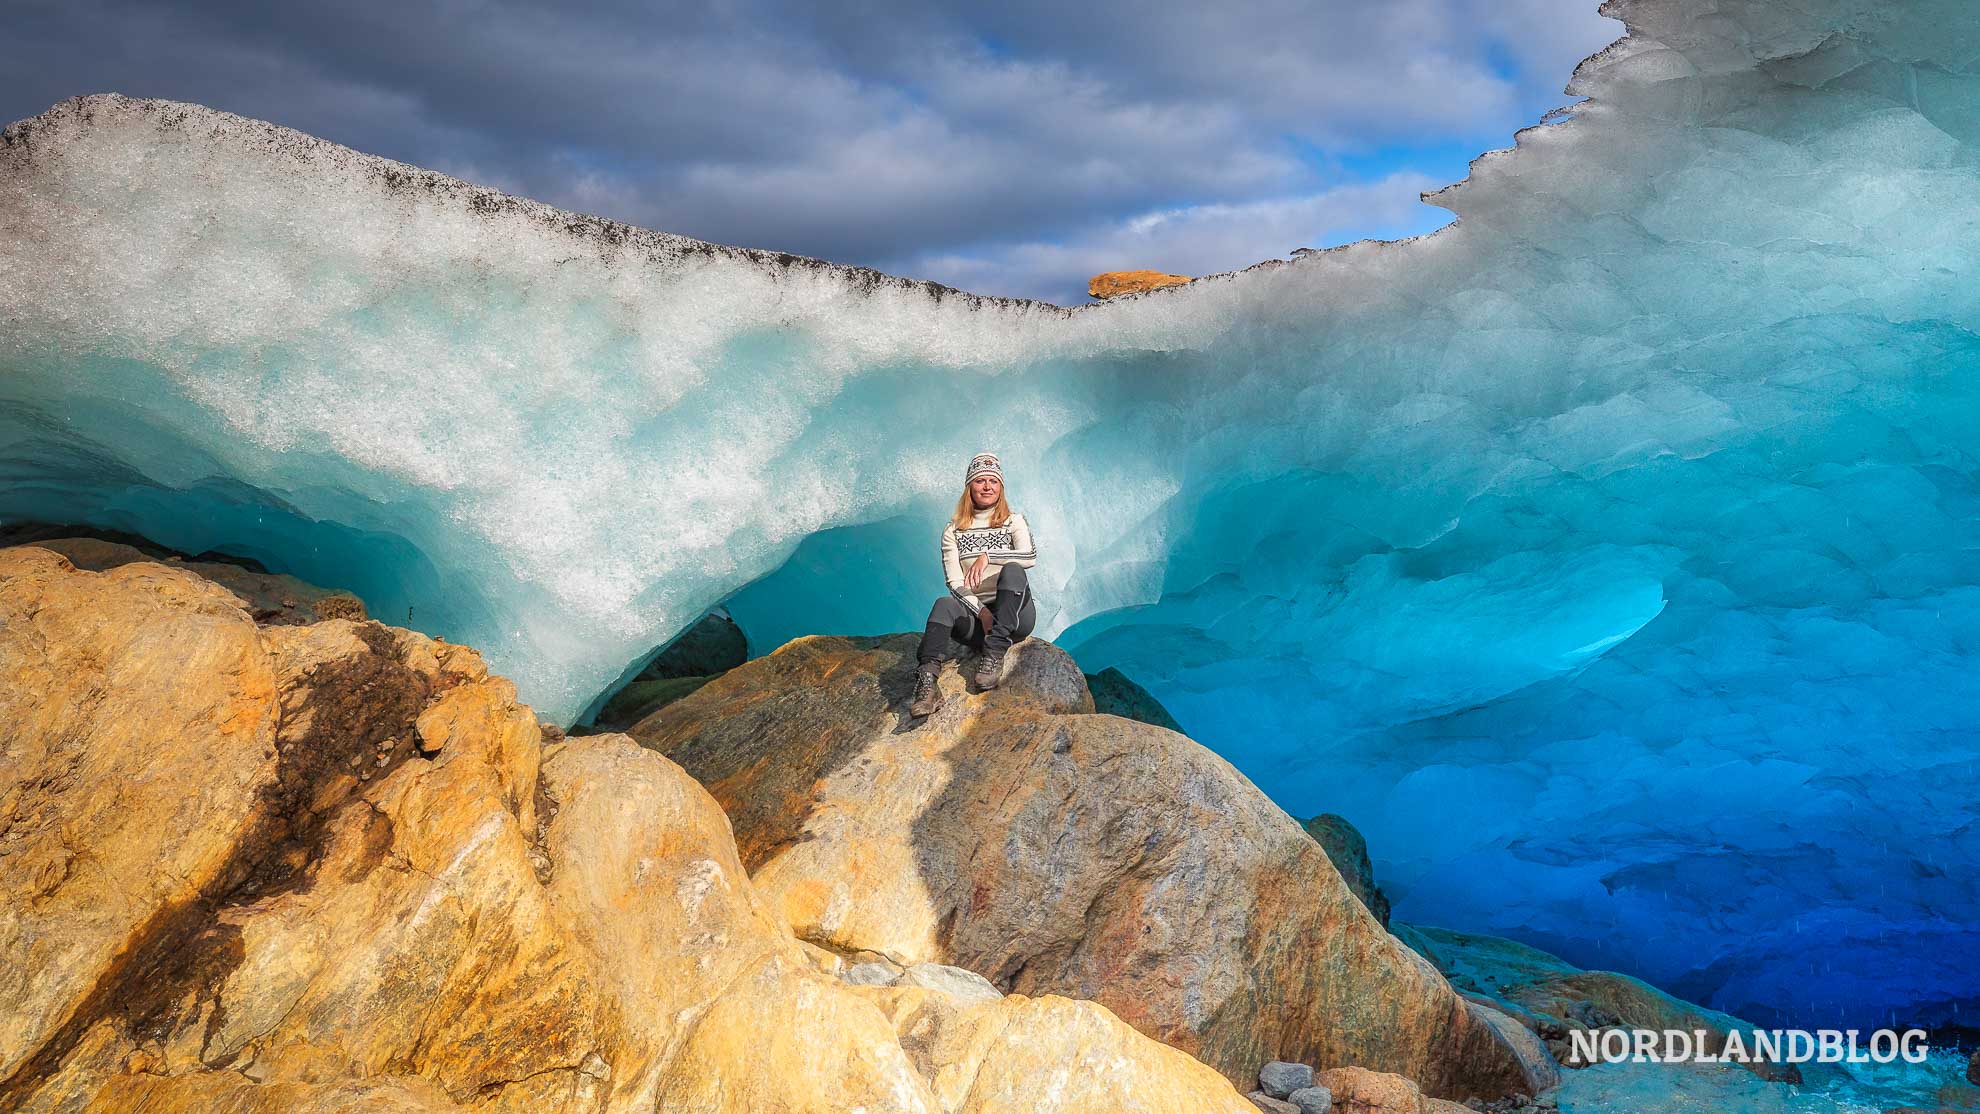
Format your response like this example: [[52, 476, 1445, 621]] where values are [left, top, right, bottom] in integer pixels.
[[1259, 1061, 1315, 1099], [375, 754, 390, 767], [1248, 1092, 1299, 1113], [897, 962, 1002, 1003], [843, 961, 901, 987], [1287, 1085, 1332, 1114], [346, 753, 360, 767]]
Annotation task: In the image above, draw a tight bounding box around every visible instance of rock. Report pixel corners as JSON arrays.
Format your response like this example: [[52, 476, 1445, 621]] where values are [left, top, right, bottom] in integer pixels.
[[845, 961, 904, 987], [0, 545, 283, 1081], [1316, 1066, 1447, 1114], [14, 533, 364, 626], [80, 1073, 468, 1112], [864, 984, 1258, 1112], [899, 963, 1004, 1004], [1251, 1093, 1301, 1113], [1288, 1085, 1335, 1114], [1399, 925, 1796, 1084], [310, 593, 367, 621], [637, 608, 749, 680], [1084, 666, 1186, 733], [1301, 814, 1391, 926], [1088, 269, 1191, 299], [631, 632, 1541, 1100], [589, 610, 748, 730], [1460, 1000, 1559, 1096], [1970, 1048, 1979, 1085], [1935, 1079, 1980, 1113], [593, 673, 719, 733], [0, 544, 1257, 1113], [1260, 1060, 1315, 1097]]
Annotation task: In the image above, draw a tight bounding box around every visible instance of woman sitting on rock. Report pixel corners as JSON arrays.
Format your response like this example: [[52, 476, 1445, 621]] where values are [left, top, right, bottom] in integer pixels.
[[910, 451, 1037, 718]]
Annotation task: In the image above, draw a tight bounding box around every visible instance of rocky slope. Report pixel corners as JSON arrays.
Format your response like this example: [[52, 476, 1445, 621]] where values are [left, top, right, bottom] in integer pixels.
[[628, 632, 1551, 1102], [1396, 925, 1798, 1083], [0, 545, 1255, 1113]]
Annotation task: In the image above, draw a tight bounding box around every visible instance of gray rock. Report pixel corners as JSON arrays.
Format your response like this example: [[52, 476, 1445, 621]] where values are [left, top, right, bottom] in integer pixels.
[[1083, 667, 1186, 733], [1286, 1085, 1332, 1114], [1258, 1060, 1314, 1098], [1248, 1093, 1300, 1114], [1300, 813, 1390, 926], [897, 962, 1003, 1003], [637, 608, 748, 680], [1462, 999, 1561, 1094], [843, 961, 902, 987]]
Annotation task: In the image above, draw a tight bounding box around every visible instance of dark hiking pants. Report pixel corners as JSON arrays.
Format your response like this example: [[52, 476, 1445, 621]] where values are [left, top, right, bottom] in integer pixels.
[[917, 562, 1035, 666]]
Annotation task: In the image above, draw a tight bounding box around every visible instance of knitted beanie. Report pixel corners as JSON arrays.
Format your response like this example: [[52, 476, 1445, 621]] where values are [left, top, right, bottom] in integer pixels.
[[965, 452, 1002, 483]]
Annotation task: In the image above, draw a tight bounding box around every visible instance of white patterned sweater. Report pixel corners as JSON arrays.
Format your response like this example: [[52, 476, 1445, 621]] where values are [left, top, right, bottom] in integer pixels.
[[940, 508, 1037, 614]]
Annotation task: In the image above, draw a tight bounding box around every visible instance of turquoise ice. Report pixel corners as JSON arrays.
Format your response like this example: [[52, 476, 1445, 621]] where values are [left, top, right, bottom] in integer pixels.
[[2, 0, 1975, 1042]]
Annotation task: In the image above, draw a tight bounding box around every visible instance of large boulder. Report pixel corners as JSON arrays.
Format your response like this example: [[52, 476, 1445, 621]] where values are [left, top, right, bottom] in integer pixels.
[[1301, 814, 1391, 927], [630, 632, 1542, 1101], [0, 546, 284, 1082], [1397, 925, 1797, 1083], [0, 545, 1254, 1113], [1083, 666, 1186, 733]]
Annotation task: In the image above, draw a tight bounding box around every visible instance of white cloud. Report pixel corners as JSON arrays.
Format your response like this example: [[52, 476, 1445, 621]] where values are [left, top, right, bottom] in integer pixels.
[[4, 0, 1622, 299]]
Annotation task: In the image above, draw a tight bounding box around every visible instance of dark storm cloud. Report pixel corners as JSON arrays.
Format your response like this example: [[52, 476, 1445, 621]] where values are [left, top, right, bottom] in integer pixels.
[[4, 0, 1619, 302]]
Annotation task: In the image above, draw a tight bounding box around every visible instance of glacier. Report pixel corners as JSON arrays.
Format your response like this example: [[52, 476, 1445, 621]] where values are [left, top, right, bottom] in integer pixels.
[[3, 0, 1978, 1046]]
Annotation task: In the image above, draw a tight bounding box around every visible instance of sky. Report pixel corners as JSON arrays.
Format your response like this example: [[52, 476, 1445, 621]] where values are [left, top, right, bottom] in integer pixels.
[[7, 0, 1623, 304]]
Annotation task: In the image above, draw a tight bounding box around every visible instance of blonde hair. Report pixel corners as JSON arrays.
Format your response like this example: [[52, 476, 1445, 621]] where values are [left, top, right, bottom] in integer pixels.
[[951, 483, 1011, 531]]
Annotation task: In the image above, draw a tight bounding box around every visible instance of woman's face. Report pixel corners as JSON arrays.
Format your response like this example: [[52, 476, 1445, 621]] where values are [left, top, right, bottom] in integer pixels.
[[970, 473, 1002, 507]]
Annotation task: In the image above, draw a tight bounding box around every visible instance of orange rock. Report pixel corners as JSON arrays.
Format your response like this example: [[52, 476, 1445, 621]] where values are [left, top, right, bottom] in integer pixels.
[[632, 633, 1543, 1101], [1317, 1065, 1475, 1114], [0, 544, 1255, 1114], [21, 535, 364, 624], [1088, 269, 1192, 298], [0, 546, 282, 1082]]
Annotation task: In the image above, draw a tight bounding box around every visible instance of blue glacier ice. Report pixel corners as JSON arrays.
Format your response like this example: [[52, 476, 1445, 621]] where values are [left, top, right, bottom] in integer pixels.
[[2, 0, 1977, 1054]]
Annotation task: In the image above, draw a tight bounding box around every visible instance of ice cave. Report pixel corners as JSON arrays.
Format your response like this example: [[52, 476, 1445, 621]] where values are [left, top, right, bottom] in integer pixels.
[[2, 0, 1977, 1079]]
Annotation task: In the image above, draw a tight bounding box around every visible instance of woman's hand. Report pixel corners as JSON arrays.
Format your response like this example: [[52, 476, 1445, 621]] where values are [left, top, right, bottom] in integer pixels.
[[965, 553, 988, 589]]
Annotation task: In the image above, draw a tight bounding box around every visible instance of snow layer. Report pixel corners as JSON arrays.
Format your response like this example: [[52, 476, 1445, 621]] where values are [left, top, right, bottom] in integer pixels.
[[3, 0, 1978, 1031]]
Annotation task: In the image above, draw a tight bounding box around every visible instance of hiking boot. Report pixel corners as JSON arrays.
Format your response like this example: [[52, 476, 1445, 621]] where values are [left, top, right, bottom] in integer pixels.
[[910, 664, 942, 718], [973, 649, 1006, 690]]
